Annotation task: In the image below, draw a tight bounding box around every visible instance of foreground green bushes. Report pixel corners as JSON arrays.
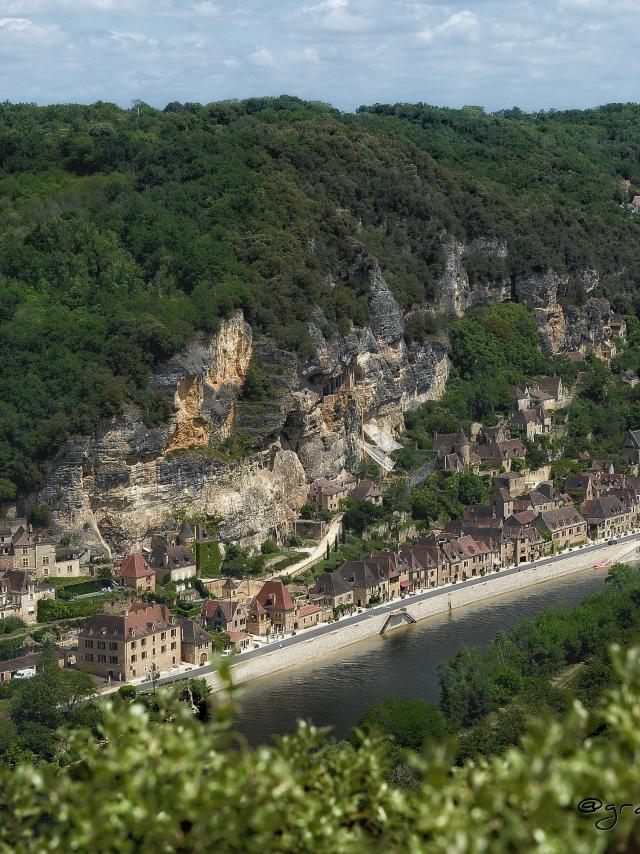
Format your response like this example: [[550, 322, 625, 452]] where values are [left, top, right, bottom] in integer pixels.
[[2, 648, 640, 851]]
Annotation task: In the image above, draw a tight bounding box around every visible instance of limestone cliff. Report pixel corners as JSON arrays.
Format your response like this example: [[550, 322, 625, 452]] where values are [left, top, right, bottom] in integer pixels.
[[41, 285, 449, 553], [39, 240, 623, 554], [515, 270, 624, 359], [438, 236, 511, 316]]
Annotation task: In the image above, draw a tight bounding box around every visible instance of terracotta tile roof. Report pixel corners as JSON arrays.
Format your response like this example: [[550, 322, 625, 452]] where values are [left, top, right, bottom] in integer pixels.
[[118, 554, 155, 579], [83, 602, 176, 640], [298, 604, 321, 617], [255, 580, 296, 612], [249, 598, 268, 616]]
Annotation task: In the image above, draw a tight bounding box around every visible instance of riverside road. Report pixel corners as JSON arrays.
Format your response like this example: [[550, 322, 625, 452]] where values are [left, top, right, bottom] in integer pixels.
[[137, 532, 640, 694]]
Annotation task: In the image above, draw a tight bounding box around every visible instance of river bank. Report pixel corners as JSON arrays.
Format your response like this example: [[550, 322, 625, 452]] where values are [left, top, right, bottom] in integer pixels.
[[233, 563, 612, 743], [200, 535, 640, 693]]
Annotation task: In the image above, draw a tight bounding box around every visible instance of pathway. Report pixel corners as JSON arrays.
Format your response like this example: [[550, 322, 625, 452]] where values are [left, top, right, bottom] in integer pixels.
[[265, 514, 343, 580]]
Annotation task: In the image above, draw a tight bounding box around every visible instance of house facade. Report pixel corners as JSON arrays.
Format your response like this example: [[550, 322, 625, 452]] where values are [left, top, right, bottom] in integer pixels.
[[535, 507, 587, 550], [117, 554, 156, 593], [148, 538, 197, 585], [309, 572, 354, 611], [78, 602, 180, 682], [249, 581, 297, 634], [0, 569, 54, 624], [201, 599, 248, 634], [349, 479, 383, 505], [76, 602, 182, 682], [180, 619, 212, 666], [581, 496, 633, 540]]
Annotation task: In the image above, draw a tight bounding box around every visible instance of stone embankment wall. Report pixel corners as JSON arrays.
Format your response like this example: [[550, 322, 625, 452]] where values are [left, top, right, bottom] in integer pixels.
[[206, 540, 637, 691]]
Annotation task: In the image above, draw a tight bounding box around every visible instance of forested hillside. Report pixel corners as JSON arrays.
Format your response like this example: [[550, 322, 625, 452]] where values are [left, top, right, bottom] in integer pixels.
[[2, 96, 640, 496]]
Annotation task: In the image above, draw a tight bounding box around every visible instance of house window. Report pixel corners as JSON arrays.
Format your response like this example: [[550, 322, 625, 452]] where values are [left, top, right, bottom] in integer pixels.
[[97, 655, 106, 663], [141, 638, 146, 646], [109, 642, 118, 650], [131, 641, 136, 649], [161, 645, 166, 654], [170, 642, 176, 651], [131, 655, 137, 663], [141, 651, 147, 660], [85, 654, 94, 662], [67, 565, 73, 573], [170, 629, 176, 637], [44, 568, 49, 576], [109, 656, 118, 664], [22, 548, 27, 555], [97, 641, 106, 649], [161, 632, 166, 640], [22, 558, 28, 567], [85, 640, 93, 648], [42, 557, 49, 566]]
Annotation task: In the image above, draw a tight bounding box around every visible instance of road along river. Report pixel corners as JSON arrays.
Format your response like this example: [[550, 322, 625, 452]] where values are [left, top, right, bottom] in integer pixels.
[[232, 562, 614, 744]]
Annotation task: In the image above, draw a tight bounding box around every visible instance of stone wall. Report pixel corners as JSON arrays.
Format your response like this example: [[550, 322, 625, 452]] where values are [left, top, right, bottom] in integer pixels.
[[206, 539, 637, 690]]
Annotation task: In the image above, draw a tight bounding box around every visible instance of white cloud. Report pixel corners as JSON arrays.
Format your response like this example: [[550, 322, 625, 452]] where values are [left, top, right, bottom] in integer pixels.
[[295, 0, 369, 33], [249, 46, 275, 66], [0, 0, 638, 112], [191, 1, 219, 15], [0, 15, 30, 28], [109, 30, 159, 47], [418, 9, 481, 44]]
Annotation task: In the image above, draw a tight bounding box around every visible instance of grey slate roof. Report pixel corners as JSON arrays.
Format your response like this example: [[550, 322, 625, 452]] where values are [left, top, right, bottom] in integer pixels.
[[309, 571, 352, 598]]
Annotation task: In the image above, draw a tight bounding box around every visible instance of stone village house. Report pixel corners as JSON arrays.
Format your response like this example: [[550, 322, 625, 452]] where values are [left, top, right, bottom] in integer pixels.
[[201, 599, 248, 634], [534, 507, 588, 551], [117, 554, 156, 594], [78, 602, 181, 682], [0, 569, 54, 624]]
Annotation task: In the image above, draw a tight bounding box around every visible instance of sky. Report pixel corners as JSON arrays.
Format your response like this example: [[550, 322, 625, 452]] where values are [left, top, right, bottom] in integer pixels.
[[1, 0, 639, 112]]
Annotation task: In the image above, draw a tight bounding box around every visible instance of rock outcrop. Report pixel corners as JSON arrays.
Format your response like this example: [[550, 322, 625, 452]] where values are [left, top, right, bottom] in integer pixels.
[[438, 238, 471, 317], [38, 240, 624, 554], [515, 269, 624, 358], [41, 286, 450, 552], [438, 236, 511, 315]]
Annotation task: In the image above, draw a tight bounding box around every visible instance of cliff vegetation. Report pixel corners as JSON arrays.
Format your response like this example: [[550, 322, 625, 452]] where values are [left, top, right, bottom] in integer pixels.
[[2, 97, 640, 495]]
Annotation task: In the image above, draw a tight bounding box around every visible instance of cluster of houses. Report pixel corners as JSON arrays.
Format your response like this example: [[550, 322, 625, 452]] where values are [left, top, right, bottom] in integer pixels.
[[0, 520, 84, 578], [307, 471, 383, 512], [433, 375, 570, 475], [113, 520, 217, 594], [0, 519, 86, 624]]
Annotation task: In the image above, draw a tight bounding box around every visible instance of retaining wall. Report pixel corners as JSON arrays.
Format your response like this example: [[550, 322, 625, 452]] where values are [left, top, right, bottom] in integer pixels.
[[205, 540, 638, 691]]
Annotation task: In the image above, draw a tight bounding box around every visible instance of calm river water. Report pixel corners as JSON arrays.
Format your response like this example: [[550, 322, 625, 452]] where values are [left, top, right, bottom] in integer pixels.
[[233, 566, 610, 744]]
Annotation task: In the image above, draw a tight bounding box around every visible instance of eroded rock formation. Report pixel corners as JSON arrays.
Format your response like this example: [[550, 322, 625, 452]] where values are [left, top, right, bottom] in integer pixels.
[[39, 241, 624, 554]]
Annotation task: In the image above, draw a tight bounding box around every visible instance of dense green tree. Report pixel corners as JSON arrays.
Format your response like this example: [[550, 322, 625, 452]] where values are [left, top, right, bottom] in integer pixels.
[[358, 697, 447, 749]]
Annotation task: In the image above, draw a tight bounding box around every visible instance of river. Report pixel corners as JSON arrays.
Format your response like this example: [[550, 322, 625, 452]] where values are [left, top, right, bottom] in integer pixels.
[[232, 565, 610, 745]]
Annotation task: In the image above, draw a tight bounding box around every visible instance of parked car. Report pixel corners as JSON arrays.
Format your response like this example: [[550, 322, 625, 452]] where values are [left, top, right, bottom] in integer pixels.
[[14, 667, 36, 680]]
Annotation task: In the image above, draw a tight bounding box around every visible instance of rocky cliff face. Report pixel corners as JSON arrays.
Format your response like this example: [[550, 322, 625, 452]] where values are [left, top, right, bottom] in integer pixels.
[[438, 236, 511, 316], [41, 270, 450, 554], [39, 239, 623, 554], [515, 270, 623, 358]]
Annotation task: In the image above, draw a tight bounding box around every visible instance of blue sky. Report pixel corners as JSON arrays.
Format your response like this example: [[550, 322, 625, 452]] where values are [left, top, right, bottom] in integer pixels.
[[1, 0, 638, 111]]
